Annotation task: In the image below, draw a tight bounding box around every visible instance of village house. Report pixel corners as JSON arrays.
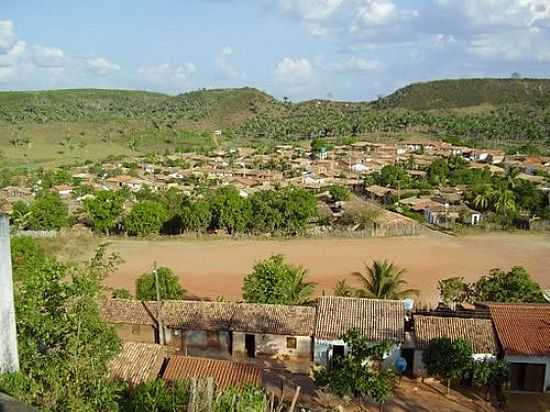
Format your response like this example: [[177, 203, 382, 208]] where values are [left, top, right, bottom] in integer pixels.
[[412, 314, 498, 376], [106, 300, 316, 373], [365, 185, 397, 205], [424, 204, 481, 226], [110, 342, 168, 387], [313, 296, 406, 368], [483, 303, 550, 393], [0, 186, 33, 203]]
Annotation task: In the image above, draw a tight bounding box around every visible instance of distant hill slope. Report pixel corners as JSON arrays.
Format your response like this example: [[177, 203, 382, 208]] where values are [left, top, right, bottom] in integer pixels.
[[381, 78, 550, 110], [0, 87, 281, 126]]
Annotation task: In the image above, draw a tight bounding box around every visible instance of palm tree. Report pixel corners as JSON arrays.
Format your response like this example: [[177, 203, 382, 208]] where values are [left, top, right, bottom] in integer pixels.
[[473, 184, 494, 211], [352, 260, 418, 300], [494, 189, 517, 221], [287, 269, 316, 304]]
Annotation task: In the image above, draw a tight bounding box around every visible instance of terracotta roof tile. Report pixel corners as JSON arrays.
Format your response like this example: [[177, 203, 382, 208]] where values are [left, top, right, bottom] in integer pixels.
[[163, 356, 262, 389], [110, 342, 166, 386], [315, 296, 405, 342], [231, 303, 315, 336], [486, 303, 550, 356], [101, 299, 157, 326], [414, 315, 498, 354]]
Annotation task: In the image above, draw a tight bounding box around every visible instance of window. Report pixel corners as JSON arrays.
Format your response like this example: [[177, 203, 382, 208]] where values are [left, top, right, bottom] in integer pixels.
[[286, 337, 297, 349]]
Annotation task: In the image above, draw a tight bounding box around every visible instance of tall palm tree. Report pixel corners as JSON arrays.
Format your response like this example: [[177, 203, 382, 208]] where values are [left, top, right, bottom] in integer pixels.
[[494, 189, 517, 219], [473, 184, 494, 211], [287, 268, 316, 304], [352, 260, 418, 300]]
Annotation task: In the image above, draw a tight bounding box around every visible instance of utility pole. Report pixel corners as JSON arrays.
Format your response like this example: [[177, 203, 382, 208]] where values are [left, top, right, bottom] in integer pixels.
[[0, 214, 19, 373], [153, 262, 166, 346]]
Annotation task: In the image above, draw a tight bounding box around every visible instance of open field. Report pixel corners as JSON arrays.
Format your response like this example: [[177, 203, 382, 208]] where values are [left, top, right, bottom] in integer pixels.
[[101, 231, 550, 303]]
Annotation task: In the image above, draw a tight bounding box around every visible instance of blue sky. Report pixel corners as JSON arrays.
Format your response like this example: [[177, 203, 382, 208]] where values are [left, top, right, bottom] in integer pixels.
[[1, 0, 549, 101]]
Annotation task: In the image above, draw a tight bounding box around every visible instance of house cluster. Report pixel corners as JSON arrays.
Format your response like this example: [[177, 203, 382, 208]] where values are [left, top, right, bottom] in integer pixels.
[[102, 296, 550, 394]]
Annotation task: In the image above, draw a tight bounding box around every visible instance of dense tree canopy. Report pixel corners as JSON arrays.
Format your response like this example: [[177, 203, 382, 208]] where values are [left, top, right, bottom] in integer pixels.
[[135, 266, 186, 301], [242, 254, 315, 305], [124, 200, 168, 236], [85, 190, 125, 234], [27, 193, 69, 230]]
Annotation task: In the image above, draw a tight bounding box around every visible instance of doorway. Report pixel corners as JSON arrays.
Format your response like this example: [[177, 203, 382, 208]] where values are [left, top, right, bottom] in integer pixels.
[[245, 334, 255, 358], [332, 345, 345, 359], [510, 363, 546, 392]]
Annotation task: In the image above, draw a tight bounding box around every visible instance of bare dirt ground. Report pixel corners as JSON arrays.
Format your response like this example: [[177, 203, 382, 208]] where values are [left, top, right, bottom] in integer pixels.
[[103, 231, 550, 303]]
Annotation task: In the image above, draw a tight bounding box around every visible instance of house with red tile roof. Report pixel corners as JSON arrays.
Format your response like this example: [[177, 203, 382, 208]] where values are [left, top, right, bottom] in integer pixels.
[[482, 303, 550, 393]]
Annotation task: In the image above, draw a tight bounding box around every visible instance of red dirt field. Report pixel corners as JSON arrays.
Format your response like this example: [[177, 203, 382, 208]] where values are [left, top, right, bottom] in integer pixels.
[[104, 231, 550, 304]]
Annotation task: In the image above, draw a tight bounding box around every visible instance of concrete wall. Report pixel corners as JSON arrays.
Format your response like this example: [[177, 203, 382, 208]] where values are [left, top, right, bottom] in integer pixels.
[[233, 332, 312, 360], [505, 355, 550, 392], [113, 323, 157, 344], [0, 215, 19, 373], [314, 338, 401, 369]]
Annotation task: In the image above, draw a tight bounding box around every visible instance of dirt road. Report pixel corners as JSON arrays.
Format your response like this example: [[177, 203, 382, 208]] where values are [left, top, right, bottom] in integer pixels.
[[104, 232, 550, 303]]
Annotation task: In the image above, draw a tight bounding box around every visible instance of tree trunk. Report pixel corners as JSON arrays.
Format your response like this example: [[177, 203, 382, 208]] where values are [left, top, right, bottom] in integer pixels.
[[447, 379, 451, 395]]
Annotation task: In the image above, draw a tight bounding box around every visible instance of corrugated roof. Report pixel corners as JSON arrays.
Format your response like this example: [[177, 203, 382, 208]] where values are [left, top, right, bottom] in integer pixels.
[[414, 315, 498, 354], [231, 303, 315, 336], [101, 299, 157, 326], [487, 303, 550, 356], [315, 296, 405, 342], [110, 342, 166, 386], [163, 356, 262, 389]]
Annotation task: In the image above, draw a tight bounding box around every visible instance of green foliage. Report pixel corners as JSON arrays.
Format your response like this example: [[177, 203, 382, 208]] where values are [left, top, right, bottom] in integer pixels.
[[242, 254, 315, 304], [471, 359, 510, 389], [315, 329, 396, 407], [327, 185, 351, 202], [135, 266, 186, 301], [474, 266, 545, 303], [178, 200, 212, 233], [212, 386, 269, 412], [121, 379, 189, 412], [423, 338, 473, 394], [27, 192, 69, 230], [352, 260, 418, 300], [0, 241, 124, 411], [334, 279, 355, 297], [85, 190, 125, 234], [437, 277, 473, 305], [112, 288, 133, 299], [124, 200, 168, 236], [208, 186, 251, 235]]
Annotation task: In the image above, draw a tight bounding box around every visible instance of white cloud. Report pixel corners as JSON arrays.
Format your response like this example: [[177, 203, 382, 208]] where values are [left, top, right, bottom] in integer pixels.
[[280, 0, 344, 20], [357, 0, 397, 25], [221, 46, 233, 57], [216, 46, 244, 80], [0, 40, 26, 67], [275, 57, 313, 84], [32, 46, 65, 68], [86, 57, 121, 75], [138, 63, 196, 89], [0, 20, 17, 50]]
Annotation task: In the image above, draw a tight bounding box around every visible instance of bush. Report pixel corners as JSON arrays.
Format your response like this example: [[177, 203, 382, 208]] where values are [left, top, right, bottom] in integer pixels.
[[135, 266, 186, 301], [124, 200, 168, 236], [28, 193, 69, 230], [327, 185, 351, 202]]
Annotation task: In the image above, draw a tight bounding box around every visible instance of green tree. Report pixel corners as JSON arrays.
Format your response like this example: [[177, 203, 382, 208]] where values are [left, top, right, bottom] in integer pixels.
[[334, 279, 355, 297], [242, 254, 315, 304], [474, 266, 544, 303], [471, 359, 510, 401], [0, 242, 123, 411], [10, 200, 31, 229], [328, 185, 351, 202], [124, 200, 168, 236], [438, 277, 473, 305], [85, 190, 124, 234], [179, 200, 212, 233], [208, 186, 251, 234], [121, 379, 189, 412], [315, 329, 396, 411], [428, 158, 449, 186], [352, 260, 418, 300], [112, 288, 133, 299], [494, 189, 516, 221], [423, 338, 473, 395], [135, 266, 186, 301], [472, 184, 494, 211], [28, 193, 69, 230]]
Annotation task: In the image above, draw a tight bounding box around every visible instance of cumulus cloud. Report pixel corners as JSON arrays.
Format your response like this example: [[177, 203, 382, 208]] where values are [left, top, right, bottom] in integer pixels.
[[0, 20, 17, 50], [0, 40, 26, 67], [357, 0, 397, 25], [275, 56, 313, 84], [216, 46, 243, 79], [138, 63, 196, 91], [32, 46, 65, 68], [86, 57, 121, 76], [279, 0, 344, 20]]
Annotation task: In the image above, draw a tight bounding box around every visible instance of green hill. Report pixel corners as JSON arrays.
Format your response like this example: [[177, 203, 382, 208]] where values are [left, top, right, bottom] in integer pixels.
[[381, 78, 550, 110]]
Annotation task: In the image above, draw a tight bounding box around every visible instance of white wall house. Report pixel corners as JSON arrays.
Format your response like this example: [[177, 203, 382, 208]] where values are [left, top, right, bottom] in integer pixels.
[[313, 296, 406, 369]]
